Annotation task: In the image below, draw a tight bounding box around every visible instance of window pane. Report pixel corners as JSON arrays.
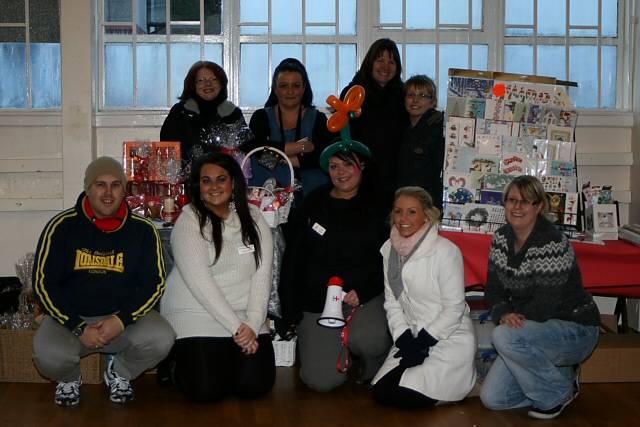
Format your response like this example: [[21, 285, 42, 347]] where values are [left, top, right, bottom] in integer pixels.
[[472, 0, 482, 29], [240, 43, 268, 107], [170, 0, 200, 35], [537, 45, 565, 79], [31, 43, 61, 108], [30, 0, 60, 42], [338, 44, 356, 92], [505, 0, 532, 25], [1, 0, 24, 23], [306, 0, 334, 23], [272, 44, 302, 70], [105, 43, 133, 107], [306, 44, 336, 108], [307, 25, 335, 36], [171, 43, 200, 100], [137, 43, 167, 107], [407, 0, 435, 29], [144, 0, 167, 35], [472, 44, 488, 71], [0, 26, 24, 42], [0, 42, 27, 108], [404, 44, 436, 79], [380, 0, 401, 24], [602, 0, 617, 37], [440, 0, 469, 26], [338, 0, 356, 35], [204, 0, 222, 35], [273, 0, 301, 35], [569, 45, 597, 108], [104, 0, 132, 21], [439, 44, 468, 105], [504, 45, 533, 75], [241, 25, 267, 35], [538, 0, 565, 36], [204, 43, 223, 65], [601, 45, 616, 108], [241, 0, 267, 22], [570, 0, 597, 27]]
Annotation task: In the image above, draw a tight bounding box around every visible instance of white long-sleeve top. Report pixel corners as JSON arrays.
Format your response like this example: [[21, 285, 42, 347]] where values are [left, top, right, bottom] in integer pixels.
[[160, 204, 273, 338]]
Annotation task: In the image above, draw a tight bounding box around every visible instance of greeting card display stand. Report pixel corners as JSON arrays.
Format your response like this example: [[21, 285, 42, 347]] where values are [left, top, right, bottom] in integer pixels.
[[441, 68, 581, 234]]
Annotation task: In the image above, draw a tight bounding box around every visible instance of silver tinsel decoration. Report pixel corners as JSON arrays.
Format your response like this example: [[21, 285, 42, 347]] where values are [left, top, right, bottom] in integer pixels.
[[0, 253, 36, 330]]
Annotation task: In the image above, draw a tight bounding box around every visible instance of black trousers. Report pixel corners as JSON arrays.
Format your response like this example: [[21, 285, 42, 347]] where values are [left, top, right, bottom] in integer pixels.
[[172, 334, 276, 403], [373, 365, 438, 409]]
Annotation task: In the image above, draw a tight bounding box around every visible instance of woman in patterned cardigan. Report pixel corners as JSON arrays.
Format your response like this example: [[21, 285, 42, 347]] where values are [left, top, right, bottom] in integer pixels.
[[480, 175, 600, 420]]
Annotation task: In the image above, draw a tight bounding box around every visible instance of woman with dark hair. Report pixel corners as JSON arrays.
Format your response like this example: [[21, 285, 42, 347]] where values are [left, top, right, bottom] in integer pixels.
[[248, 58, 333, 199], [160, 152, 275, 403], [372, 186, 475, 409], [480, 175, 599, 420], [397, 75, 445, 210], [340, 38, 407, 207], [160, 61, 247, 164], [279, 140, 391, 392]]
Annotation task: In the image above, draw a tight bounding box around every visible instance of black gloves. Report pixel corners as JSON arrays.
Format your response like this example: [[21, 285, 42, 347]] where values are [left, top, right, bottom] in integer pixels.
[[393, 329, 439, 368]]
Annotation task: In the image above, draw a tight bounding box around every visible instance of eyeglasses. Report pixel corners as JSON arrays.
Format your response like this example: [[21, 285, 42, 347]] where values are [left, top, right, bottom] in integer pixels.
[[406, 92, 434, 101], [504, 197, 537, 207], [195, 77, 219, 85]]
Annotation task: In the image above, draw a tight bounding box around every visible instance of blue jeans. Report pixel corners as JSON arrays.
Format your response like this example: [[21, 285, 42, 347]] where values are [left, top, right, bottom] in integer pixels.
[[480, 319, 598, 411]]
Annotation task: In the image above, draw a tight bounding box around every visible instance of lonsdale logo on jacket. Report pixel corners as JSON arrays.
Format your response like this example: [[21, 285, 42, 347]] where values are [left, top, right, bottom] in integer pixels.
[[74, 249, 124, 273]]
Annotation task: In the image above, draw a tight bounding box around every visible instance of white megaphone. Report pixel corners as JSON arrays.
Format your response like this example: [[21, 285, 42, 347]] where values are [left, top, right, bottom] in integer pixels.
[[317, 276, 347, 328]]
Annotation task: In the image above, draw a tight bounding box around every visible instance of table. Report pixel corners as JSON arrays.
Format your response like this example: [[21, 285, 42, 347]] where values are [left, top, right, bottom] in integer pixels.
[[441, 230, 640, 331], [440, 230, 640, 298]]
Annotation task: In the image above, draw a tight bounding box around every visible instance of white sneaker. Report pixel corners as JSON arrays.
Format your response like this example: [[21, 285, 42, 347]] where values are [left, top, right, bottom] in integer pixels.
[[103, 356, 134, 404], [55, 377, 82, 407]]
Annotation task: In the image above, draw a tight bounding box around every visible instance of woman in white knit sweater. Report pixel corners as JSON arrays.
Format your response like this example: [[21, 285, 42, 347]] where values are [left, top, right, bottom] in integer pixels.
[[160, 152, 274, 402]]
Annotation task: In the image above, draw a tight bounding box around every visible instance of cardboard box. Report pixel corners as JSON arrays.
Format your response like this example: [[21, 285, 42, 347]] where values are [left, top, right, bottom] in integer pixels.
[[581, 332, 640, 383], [0, 329, 104, 384]]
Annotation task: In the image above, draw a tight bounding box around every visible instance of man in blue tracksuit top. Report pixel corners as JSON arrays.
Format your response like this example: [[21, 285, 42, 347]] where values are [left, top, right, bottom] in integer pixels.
[[32, 156, 176, 407]]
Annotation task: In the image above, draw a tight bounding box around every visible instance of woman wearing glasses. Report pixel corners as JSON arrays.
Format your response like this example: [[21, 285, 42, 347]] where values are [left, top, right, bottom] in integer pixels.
[[396, 75, 445, 210], [161, 61, 247, 166], [480, 175, 600, 420]]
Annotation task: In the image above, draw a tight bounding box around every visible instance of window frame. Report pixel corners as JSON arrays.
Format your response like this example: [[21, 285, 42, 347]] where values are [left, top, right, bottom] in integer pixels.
[[11, 0, 630, 113]]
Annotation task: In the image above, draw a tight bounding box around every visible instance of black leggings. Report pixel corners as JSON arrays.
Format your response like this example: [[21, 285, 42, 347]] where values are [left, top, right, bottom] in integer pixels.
[[373, 365, 438, 409], [172, 334, 275, 403]]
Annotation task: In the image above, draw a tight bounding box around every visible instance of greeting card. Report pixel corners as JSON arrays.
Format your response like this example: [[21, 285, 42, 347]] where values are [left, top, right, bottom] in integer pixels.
[[476, 134, 502, 156], [481, 173, 514, 191], [470, 156, 501, 173], [445, 172, 476, 204], [445, 146, 477, 171], [501, 152, 526, 175]]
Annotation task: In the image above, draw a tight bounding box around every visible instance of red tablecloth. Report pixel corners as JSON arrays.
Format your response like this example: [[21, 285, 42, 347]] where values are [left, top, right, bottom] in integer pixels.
[[441, 230, 640, 298]]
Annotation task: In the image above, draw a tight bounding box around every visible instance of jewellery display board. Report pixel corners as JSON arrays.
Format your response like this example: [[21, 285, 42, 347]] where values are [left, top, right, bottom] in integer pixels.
[[441, 69, 580, 233]]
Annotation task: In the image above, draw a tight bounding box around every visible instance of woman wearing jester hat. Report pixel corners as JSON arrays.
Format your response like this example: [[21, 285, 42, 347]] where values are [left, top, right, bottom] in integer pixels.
[[280, 86, 391, 392]]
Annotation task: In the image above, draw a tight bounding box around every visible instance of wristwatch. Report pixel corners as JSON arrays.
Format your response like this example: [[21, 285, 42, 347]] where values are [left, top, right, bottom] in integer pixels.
[[72, 323, 86, 338]]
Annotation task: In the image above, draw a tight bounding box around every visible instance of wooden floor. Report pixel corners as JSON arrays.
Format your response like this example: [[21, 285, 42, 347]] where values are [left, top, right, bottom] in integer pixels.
[[1, 369, 638, 427]]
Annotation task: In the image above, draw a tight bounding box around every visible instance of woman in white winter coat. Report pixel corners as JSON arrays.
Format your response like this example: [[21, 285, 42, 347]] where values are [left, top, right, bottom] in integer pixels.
[[372, 186, 476, 408]]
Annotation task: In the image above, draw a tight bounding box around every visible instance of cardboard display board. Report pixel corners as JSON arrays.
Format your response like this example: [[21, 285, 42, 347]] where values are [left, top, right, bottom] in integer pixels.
[[442, 69, 580, 233]]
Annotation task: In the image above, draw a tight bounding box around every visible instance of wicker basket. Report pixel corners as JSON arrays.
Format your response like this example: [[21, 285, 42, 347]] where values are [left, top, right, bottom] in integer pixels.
[[273, 336, 297, 367], [241, 146, 295, 228], [0, 329, 105, 384]]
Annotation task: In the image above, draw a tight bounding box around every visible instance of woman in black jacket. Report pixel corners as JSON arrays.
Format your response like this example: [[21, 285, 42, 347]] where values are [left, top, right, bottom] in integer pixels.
[[396, 75, 445, 210], [340, 39, 407, 209], [280, 140, 391, 392], [160, 61, 247, 169]]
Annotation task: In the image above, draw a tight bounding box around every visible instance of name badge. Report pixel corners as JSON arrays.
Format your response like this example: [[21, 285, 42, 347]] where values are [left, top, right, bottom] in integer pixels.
[[312, 222, 326, 236], [238, 244, 255, 255]]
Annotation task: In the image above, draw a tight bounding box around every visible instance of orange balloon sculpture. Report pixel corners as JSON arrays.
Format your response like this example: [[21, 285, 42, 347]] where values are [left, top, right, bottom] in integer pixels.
[[326, 85, 365, 133]]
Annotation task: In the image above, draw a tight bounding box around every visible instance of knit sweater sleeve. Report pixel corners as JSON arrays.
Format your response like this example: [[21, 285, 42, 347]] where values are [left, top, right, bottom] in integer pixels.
[[485, 231, 514, 325], [170, 206, 243, 335], [244, 206, 274, 335]]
